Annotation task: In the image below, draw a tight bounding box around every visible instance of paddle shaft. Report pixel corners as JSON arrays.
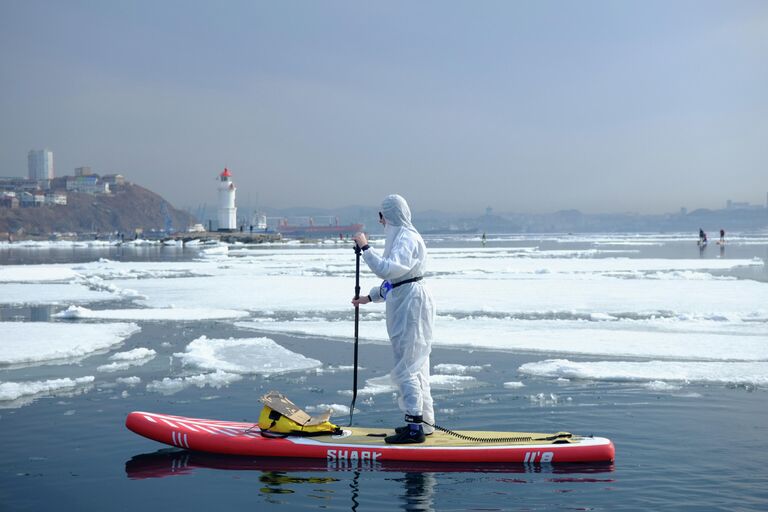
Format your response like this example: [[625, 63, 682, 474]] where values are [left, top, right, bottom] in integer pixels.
[[349, 244, 362, 426]]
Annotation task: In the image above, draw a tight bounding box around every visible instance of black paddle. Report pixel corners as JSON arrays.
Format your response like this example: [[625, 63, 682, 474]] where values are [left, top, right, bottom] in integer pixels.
[[349, 243, 362, 426]]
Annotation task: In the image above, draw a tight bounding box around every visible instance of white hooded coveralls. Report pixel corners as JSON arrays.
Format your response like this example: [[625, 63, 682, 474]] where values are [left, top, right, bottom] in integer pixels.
[[363, 195, 436, 432]]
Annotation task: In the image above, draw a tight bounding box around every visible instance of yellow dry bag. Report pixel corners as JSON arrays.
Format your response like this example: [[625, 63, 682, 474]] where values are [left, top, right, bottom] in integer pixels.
[[258, 390, 342, 437]]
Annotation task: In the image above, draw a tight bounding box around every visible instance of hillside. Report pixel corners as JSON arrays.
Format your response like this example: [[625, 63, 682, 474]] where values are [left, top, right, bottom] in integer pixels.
[[0, 184, 196, 236]]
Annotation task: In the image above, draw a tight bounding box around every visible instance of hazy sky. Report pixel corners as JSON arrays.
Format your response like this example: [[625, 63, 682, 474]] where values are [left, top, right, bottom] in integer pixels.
[[1, 0, 766, 214]]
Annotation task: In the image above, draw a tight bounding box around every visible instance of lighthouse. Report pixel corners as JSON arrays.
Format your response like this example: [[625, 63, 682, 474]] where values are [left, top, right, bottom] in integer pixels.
[[217, 167, 237, 231]]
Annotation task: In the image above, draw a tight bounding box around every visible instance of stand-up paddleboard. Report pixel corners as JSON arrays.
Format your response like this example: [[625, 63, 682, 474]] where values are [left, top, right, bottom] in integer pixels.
[[126, 411, 615, 464]]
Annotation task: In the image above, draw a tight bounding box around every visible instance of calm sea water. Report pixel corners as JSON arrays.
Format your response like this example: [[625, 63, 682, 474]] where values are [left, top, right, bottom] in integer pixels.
[[1, 234, 767, 511]]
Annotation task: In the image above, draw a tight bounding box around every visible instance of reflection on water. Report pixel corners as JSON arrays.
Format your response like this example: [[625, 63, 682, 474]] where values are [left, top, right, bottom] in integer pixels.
[[259, 471, 338, 493], [126, 449, 616, 480], [395, 472, 436, 512], [126, 449, 615, 511]]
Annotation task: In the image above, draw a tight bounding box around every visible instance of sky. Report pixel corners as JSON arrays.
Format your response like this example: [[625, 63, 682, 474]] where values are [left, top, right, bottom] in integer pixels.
[[0, 0, 766, 215]]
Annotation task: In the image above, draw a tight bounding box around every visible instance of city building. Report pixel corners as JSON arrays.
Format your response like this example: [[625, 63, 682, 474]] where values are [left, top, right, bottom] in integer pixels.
[[66, 175, 110, 194], [20, 191, 35, 207], [45, 191, 67, 205], [28, 149, 54, 181], [0, 192, 19, 208], [102, 174, 125, 186], [74, 166, 93, 177]]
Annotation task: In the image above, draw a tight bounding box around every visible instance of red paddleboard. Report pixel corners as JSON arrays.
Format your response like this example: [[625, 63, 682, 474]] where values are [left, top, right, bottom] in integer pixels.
[[126, 411, 615, 464]]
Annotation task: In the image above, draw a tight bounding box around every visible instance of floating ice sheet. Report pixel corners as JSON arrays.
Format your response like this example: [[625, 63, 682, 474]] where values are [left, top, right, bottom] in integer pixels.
[[115, 275, 354, 312], [0, 283, 116, 305], [97, 347, 156, 372], [1, 322, 140, 366], [0, 240, 119, 249], [101, 262, 768, 317], [433, 363, 484, 374], [237, 316, 768, 361], [54, 305, 249, 321], [0, 265, 80, 283], [0, 376, 95, 402], [145, 370, 243, 395], [305, 403, 351, 416], [518, 359, 768, 386], [338, 373, 481, 397], [116, 376, 142, 386], [174, 336, 322, 375], [2, 239, 766, 389], [108, 347, 157, 361]]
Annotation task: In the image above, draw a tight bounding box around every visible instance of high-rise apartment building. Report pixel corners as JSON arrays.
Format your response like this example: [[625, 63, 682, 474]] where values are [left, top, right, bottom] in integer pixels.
[[28, 149, 54, 180]]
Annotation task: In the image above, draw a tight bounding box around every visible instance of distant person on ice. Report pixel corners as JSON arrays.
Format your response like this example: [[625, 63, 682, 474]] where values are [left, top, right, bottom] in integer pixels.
[[352, 194, 436, 444]]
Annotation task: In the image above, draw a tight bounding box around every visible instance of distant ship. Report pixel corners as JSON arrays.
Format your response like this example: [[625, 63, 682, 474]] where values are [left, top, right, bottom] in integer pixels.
[[275, 216, 364, 238]]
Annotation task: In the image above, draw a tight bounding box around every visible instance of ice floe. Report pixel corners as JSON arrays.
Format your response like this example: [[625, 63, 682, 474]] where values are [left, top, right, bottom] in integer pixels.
[[0, 283, 116, 305], [305, 403, 351, 416], [1, 322, 140, 366], [116, 376, 142, 386], [433, 363, 484, 374], [54, 305, 249, 321], [0, 376, 95, 402], [97, 347, 156, 372], [145, 370, 243, 395], [2, 236, 767, 390], [338, 373, 481, 397], [237, 317, 768, 361], [643, 380, 681, 391], [518, 359, 768, 386], [107, 347, 156, 361], [174, 336, 322, 375], [0, 266, 80, 283]]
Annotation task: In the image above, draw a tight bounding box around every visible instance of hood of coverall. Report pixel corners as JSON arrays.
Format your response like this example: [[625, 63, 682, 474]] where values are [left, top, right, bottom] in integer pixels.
[[381, 194, 412, 228], [381, 194, 416, 258]]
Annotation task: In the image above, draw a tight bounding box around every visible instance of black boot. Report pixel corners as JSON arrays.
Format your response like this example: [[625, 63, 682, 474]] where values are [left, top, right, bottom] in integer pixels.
[[385, 425, 425, 444], [386, 415, 426, 444], [395, 425, 433, 436]]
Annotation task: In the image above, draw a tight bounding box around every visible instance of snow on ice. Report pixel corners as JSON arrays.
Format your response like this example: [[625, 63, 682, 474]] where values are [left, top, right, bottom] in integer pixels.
[[518, 359, 768, 386], [1, 322, 140, 366], [54, 305, 249, 321], [97, 347, 156, 372], [146, 370, 243, 395], [1, 237, 766, 391], [0, 376, 95, 403], [174, 336, 322, 375]]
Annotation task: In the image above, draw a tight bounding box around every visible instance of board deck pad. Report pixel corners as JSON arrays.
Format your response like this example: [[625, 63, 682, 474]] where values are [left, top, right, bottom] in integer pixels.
[[318, 427, 574, 446]]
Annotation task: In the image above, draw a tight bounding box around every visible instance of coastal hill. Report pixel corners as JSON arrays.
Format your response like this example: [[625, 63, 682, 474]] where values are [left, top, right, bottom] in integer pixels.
[[0, 183, 196, 236]]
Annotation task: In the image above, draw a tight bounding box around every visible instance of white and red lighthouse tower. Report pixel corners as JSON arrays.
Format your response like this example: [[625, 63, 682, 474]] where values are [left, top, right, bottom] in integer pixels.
[[217, 168, 237, 231]]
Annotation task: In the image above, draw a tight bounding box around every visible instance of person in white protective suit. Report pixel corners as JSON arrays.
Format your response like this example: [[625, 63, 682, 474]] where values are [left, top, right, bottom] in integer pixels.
[[352, 194, 436, 444]]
